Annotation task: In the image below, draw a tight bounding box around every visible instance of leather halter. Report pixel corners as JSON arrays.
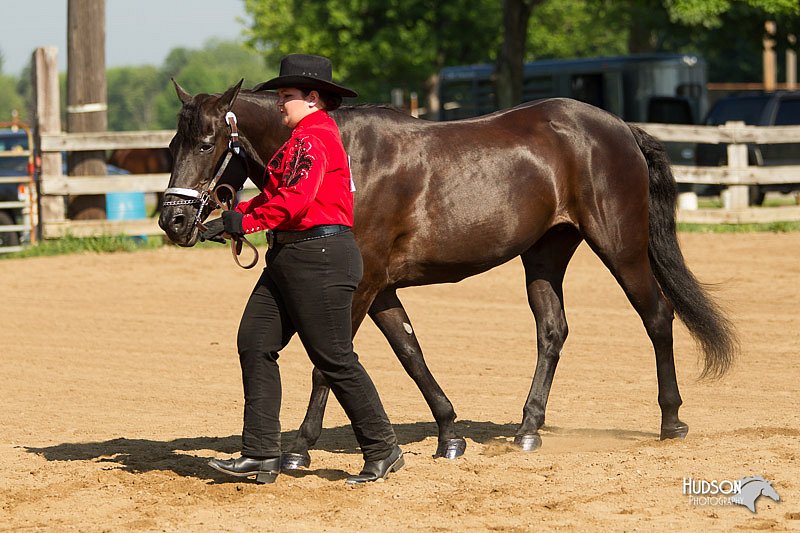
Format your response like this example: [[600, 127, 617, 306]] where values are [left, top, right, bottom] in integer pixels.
[[162, 111, 259, 269]]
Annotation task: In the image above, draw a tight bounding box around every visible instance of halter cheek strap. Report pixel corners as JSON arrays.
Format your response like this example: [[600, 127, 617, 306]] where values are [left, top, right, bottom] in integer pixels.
[[226, 111, 241, 155]]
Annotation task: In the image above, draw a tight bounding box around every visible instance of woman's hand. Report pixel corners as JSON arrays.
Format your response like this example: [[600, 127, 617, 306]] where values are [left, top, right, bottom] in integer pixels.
[[222, 210, 244, 236], [199, 218, 226, 243]]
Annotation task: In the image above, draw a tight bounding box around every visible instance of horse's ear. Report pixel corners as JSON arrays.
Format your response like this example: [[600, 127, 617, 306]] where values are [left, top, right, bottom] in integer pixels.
[[172, 78, 192, 105], [218, 79, 244, 111]]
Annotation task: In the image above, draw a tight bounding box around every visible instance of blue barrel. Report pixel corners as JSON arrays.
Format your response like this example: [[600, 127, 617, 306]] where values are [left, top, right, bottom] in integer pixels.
[[106, 192, 147, 241], [106, 191, 146, 220]]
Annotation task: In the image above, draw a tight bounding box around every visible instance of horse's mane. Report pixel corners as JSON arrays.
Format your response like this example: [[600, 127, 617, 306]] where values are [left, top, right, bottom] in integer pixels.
[[341, 103, 402, 112], [238, 90, 413, 119], [176, 89, 418, 137]]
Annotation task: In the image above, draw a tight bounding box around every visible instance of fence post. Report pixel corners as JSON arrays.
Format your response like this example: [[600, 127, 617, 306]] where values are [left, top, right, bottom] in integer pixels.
[[32, 47, 66, 236], [724, 121, 749, 209]]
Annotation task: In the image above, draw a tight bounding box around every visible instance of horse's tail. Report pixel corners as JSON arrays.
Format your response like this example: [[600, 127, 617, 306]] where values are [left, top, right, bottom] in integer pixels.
[[628, 124, 738, 378]]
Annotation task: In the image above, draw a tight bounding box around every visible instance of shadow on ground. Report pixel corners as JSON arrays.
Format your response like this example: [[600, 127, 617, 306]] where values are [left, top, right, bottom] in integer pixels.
[[23, 420, 657, 481]]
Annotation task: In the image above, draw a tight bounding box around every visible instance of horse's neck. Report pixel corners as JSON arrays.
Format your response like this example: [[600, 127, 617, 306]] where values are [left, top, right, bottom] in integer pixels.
[[233, 94, 288, 163]]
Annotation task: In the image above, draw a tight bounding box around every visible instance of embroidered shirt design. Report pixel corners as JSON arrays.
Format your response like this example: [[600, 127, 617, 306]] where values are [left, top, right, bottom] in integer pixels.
[[284, 137, 315, 187]]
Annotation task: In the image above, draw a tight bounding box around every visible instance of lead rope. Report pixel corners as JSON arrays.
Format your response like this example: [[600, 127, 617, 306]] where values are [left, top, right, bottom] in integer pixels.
[[212, 183, 259, 269]]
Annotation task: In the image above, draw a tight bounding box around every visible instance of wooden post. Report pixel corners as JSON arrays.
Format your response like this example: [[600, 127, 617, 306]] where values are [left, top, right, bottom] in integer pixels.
[[763, 21, 777, 92], [787, 34, 797, 90], [724, 121, 749, 209], [32, 47, 66, 235], [67, 0, 108, 220]]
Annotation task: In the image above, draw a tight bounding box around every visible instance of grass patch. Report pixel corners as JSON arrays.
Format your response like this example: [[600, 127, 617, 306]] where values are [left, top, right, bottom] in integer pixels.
[[1, 234, 164, 259], [678, 221, 800, 233], [1, 231, 270, 260]]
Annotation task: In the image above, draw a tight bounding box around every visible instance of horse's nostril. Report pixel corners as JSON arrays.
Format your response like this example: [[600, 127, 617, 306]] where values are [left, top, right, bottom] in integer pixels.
[[172, 213, 186, 228]]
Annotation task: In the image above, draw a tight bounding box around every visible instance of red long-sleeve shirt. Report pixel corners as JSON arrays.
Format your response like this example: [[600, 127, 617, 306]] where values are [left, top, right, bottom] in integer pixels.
[[235, 110, 354, 234]]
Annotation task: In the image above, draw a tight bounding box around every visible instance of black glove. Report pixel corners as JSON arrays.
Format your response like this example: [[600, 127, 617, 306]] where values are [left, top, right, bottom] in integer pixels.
[[222, 210, 244, 236], [199, 217, 225, 243]]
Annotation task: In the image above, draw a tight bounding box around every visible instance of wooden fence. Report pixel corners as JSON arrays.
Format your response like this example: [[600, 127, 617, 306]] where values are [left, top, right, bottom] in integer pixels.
[[31, 47, 800, 240]]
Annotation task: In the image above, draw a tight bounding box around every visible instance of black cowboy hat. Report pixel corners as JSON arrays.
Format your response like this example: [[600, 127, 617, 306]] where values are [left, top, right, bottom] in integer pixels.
[[254, 54, 358, 98]]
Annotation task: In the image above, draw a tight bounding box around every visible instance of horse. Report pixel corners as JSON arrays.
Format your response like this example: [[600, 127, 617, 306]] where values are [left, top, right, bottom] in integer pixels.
[[109, 148, 172, 216], [109, 148, 172, 175], [158, 79, 737, 469]]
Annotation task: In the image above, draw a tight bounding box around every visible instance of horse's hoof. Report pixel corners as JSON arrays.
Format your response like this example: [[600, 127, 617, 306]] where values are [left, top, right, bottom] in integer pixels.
[[433, 437, 467, 459], [513, 433, 542, 451], [660, 422, 689, 440], [281, 451, 311, 470]]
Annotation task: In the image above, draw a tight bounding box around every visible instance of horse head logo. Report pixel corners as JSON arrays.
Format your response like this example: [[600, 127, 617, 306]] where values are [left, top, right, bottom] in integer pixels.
[[731, 476, 780, 513]]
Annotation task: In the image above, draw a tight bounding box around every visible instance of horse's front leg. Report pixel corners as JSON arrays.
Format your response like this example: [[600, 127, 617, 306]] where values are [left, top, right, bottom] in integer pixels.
[[369, 289, 466, 459]]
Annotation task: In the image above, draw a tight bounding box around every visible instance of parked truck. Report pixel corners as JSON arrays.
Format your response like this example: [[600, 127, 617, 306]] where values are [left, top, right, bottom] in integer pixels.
[[0, 123, 35, 251]]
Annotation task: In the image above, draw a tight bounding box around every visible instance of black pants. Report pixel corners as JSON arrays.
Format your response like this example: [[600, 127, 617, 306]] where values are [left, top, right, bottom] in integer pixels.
[[237, 230, 397, 462]]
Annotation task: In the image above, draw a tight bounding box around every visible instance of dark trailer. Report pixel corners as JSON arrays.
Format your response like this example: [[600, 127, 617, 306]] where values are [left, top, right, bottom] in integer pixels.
[[438, 53, 708, 126]]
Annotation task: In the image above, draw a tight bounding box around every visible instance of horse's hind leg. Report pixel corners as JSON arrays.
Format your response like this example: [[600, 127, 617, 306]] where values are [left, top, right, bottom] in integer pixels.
[[583, 232, 687, 440], [369, 289, 466, 459], [280, 367, 330, 469], [515, 226, 582, 450]]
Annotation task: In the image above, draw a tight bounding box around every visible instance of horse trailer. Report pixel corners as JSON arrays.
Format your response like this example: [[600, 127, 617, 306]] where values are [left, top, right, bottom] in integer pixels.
[[438, 53, 708, 127]]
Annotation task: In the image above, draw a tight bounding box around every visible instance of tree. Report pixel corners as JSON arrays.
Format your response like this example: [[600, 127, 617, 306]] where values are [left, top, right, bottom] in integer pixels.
[[495, 0, 541, 110], [243, 0, 501, 116], [153, 39, 272, 129], [526, 0, 630, 59], [102, 40, 270, 131], [106, 66, 163, 131], [0, 75, 26, 122], [665, 0, 799, 26]]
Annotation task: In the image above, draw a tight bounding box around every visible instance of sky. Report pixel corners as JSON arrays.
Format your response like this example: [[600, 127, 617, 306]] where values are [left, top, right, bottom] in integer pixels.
[[1, 0, 249, 76]]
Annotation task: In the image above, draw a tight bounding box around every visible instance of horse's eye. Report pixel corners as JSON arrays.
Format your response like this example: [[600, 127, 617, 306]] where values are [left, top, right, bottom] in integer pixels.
[[199, 143, 214, 153]]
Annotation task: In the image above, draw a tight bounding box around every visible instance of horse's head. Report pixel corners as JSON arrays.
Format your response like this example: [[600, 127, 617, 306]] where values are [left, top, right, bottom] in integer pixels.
[[158, 79, 246, 246], [759, 480, 780, 502]]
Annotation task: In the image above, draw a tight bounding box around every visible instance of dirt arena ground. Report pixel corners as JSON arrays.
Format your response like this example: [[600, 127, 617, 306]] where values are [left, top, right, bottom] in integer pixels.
[[1, 232, 799, 531]]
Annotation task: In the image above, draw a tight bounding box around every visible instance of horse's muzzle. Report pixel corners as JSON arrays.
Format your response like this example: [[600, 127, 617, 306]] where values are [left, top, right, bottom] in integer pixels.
[[158, 206, 199, 246]]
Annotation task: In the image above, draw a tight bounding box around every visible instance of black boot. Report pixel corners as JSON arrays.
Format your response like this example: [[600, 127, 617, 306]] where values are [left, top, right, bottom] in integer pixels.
[[345, 446, 404, 485], [208, 456, 281, 484]]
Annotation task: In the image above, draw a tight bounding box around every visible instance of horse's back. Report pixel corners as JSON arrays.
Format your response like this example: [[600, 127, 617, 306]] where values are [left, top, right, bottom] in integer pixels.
[[343, 98, 650, 286]]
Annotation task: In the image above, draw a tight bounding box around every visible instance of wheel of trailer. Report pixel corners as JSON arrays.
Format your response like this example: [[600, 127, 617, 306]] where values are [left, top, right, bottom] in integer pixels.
[[0, 211, 20, 248]]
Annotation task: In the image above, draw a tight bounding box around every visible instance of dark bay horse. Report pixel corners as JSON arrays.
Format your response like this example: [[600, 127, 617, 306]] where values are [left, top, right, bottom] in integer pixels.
[[159, 80, 737, 467]]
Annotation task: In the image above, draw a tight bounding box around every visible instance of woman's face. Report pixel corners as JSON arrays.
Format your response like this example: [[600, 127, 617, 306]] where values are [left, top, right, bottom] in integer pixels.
[[276, 87, 320, 128]]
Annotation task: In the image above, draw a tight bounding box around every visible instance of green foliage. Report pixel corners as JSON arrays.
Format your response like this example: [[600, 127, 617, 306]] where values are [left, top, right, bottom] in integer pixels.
[[527, 0, 630, 59], [0, 74, 26, 122], [107, 66, 163, 131], [102, 39, 271, 131], [666, 0, 799, 27], [151, 39, 273, 129], [243, 0, 502, 102]]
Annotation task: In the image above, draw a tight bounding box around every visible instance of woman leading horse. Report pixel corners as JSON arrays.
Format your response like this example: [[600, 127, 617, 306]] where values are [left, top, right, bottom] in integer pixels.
[[196, 54, 404, 485]]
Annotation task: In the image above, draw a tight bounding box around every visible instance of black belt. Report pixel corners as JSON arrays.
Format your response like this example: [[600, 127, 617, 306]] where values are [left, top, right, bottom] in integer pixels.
[[269, 224, 351, 246]]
